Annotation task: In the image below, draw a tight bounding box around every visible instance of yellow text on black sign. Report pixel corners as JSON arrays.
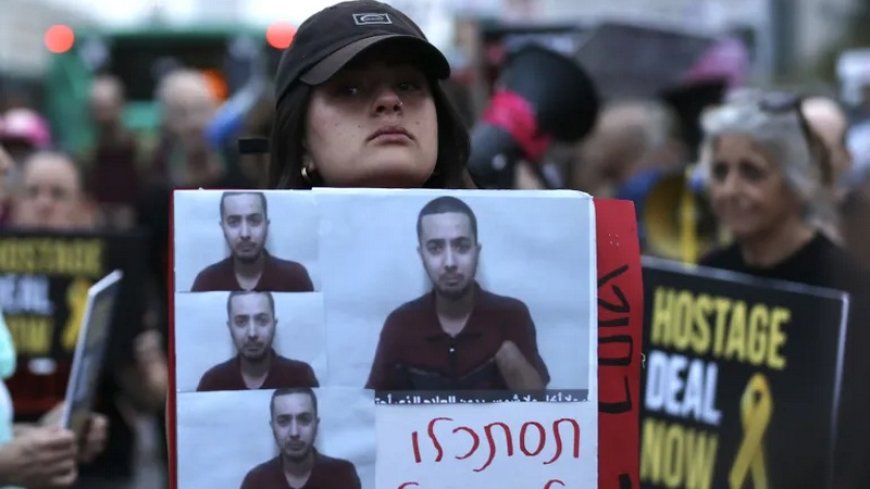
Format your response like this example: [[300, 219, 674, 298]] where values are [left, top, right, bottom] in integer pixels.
[[0, 238, 104, 277], [7, 315, 53, 356], [642, 417, 718, 489], [650, 287, 791, 370]]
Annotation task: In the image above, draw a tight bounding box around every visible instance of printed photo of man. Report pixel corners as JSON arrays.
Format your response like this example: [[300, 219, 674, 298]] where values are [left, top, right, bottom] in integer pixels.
[[197, 291, 319, 391], [240, 388, 362, 489], [191, 191, 314, 291], [366, 196, 550, 391]]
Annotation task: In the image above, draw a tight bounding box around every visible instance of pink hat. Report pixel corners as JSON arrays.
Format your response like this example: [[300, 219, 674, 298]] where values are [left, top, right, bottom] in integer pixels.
[[682, 36, 750, 89], [0, 108, 52, 149]]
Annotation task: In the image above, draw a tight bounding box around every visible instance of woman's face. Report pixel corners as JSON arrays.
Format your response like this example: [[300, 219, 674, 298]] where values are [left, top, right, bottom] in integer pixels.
[[708, 133, 802, 241], [303, 59, 438, 188]]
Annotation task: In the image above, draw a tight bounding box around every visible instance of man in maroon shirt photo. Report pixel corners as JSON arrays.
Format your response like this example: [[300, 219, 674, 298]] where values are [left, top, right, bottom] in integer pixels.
[[240, 388, 362, 489], [366, 196, 550, 391], [191, 191, 314, 291], [197, 291, 319, 391]]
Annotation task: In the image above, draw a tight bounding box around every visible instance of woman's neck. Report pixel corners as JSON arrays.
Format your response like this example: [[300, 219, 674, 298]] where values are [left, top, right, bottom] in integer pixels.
[[739, 214, 816, 268]]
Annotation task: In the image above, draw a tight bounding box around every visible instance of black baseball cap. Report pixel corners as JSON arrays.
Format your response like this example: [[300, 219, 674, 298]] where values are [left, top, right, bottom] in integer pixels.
[[274, 0, 451, 103]]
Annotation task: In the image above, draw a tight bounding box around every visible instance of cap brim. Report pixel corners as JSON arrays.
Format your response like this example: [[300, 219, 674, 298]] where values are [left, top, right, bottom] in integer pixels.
[[300, 34, 450, 85]]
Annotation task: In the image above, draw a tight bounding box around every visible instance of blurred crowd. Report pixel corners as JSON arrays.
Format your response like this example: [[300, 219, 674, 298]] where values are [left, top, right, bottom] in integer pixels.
[[0, 13, 869, 489]]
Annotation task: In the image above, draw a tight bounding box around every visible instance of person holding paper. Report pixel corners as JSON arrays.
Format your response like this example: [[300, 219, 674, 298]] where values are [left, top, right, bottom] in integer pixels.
[[239, 388, 360, 489], [366, 196, 550, 391], [267, 0, 475, 190], [197, 291, 318, 391], [191, 191, 314, 292], [0, 306, 108, 488]]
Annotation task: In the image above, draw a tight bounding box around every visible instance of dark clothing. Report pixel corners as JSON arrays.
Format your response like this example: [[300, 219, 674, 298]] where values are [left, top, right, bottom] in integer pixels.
[[700, 233, 867, 293], [239, 452, 361, 489], [87, 135, 141, 206], [191, 252, 314, 292], [701, 233, 870, 488], [197, 351, 318, 391], [366, 283, 550, 390]]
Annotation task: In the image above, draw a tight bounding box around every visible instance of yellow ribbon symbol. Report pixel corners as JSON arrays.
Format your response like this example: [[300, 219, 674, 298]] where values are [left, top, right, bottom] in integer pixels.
[[729, 373, 773, 489], [62, 278, 93, 351]]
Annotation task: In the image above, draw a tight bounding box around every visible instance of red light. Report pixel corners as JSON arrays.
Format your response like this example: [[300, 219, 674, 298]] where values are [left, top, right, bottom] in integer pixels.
[[266, 22, 296, 50], [45, 24, 75, 54]]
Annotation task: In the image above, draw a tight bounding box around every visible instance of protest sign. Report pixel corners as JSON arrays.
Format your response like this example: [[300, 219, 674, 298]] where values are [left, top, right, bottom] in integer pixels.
[[61, 269, 123, 438], [640, 256, 849, 489], [595, 198, 643, 489], [169, 189, 601, 488], [0, 230, 147, 418]]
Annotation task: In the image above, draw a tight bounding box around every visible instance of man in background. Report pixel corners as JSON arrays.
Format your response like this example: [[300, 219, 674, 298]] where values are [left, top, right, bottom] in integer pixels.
[[85, 74, 142, 230]]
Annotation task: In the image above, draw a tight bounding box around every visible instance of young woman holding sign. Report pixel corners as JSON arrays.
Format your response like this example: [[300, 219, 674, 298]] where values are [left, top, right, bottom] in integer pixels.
[[268, 0, 474, 190], [697, 89, 870, 488]]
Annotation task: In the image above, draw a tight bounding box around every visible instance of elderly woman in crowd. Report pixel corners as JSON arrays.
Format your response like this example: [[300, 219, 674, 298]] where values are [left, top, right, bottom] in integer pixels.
[[697, 89, 870, 488]]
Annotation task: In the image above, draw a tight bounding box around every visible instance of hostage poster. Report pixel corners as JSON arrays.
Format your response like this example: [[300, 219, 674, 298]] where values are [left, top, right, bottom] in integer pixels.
[[170, 188, 600, 488]]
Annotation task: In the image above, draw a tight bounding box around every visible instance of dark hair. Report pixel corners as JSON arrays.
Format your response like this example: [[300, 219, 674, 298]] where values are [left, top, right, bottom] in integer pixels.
[[270, 387, 318, 418], [269, 77, 472, 189], [219, 191, 268, 220], [416, 195, 477, 242], [226, 291, 275, 317]]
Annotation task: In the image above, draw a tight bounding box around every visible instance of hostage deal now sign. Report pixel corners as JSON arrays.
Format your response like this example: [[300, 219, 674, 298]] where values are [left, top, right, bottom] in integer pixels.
[[640, 257, 848, 489], [0, 230, 146, 418]]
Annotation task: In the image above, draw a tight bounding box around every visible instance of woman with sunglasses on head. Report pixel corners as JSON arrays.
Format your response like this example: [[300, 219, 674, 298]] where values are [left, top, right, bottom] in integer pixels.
[[268, 0, 474, 190], [697, 89, 870, 488]]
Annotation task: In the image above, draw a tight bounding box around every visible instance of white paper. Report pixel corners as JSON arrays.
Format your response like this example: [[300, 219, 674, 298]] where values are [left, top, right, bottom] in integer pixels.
[[172, 189, 599, 488], [375, 401, 598, 488]]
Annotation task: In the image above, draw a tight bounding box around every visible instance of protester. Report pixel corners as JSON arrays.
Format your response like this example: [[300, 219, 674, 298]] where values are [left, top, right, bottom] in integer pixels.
[[571, 99, 685, 197], [152, 69, 249, 189], [0, 352, 106, 489], [268, 0, 474, 190], [10, 151, 97, 230], [0, 108, 51, 166], [802, 95, 853, 193], [801, 95, 855, 242], [1, 145, 167, 488], [85, 74, 142, 229], [697, 88, 870, 488]]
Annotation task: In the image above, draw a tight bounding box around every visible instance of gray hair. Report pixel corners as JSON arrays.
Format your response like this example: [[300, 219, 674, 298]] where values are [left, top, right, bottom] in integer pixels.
[[697, 88, 831, 220]]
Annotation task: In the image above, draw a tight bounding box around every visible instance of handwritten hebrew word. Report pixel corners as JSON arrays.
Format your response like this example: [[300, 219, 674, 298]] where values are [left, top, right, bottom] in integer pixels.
[[598, 264, 634, 415], [398, 479, 566, 488], [410, 416, 581, 473]]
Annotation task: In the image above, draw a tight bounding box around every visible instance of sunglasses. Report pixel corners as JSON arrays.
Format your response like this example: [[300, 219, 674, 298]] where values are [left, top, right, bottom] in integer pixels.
[[756, 90, 833, 186]]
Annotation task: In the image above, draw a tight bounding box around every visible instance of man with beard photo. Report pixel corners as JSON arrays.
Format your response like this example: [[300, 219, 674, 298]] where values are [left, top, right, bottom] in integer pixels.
[[240, 388, 361, 489], [191, 191, 314, 291], [366, 196, 550, 391], [197, 291, 318, 391]]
